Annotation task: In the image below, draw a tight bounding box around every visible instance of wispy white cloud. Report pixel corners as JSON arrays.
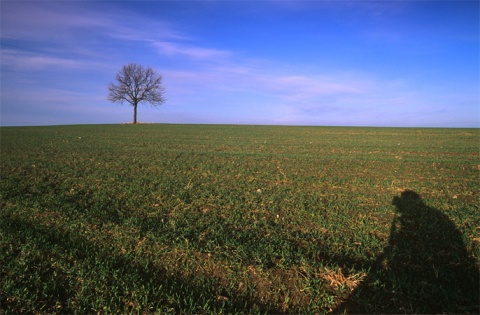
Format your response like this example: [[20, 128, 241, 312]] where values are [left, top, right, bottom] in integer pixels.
[[154, 41, 232, 60], [162, 54, 479, 127], [1, 2, 106, 41], [163, 59, 374, 111], [3, 87, 103, 104], [1, 49, 101, 71], [255, 74, 373, 105], [0, 86, 121, 126], [1, 1, 183, 71]]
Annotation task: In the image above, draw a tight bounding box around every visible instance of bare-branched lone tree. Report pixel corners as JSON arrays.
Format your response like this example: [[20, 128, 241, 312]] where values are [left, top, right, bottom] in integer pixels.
[[108, 63, 166, 124]]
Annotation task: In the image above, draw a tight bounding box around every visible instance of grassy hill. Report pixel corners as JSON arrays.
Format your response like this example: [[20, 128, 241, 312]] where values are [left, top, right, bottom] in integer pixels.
[[1, 124, 478, 314]]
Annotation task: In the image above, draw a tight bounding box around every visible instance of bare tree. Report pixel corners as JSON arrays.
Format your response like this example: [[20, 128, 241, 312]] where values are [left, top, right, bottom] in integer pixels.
[[108, 63, 166, 124]]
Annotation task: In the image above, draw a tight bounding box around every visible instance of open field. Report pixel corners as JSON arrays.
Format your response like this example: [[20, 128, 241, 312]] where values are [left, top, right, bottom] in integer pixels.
[[1, 124, 478, 314]]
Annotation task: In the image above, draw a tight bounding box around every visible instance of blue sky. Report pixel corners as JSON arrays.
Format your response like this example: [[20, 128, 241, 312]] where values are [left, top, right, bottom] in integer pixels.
[[1, 1, 478, 127]]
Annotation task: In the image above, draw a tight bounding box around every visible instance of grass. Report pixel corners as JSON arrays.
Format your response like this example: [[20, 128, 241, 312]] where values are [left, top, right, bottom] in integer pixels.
[[0, 124, 478, 314]]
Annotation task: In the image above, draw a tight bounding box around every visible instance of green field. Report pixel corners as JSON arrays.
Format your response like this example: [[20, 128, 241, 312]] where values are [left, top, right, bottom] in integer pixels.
[[1, 124, 478, 314]]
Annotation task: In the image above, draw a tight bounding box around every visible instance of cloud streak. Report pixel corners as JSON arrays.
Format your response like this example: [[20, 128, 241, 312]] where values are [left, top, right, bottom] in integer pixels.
[[154, 41, 232, 60], [1, 49, 100, 71]]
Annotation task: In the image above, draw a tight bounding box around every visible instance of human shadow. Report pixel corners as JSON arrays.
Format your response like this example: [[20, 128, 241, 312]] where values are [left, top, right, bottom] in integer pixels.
[[334, 190, 479, 314]]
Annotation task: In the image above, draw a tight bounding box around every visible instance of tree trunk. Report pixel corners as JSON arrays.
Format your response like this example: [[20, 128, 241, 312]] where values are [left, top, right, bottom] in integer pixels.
[[133, 103, 137, 124]]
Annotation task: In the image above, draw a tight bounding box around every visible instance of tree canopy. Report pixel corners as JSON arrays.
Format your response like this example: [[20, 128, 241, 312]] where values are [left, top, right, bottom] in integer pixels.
[[108, 63, 165, 124]]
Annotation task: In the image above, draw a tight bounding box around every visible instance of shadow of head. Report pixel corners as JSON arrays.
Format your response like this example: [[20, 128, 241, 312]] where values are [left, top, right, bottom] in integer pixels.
[[392, 190, 423, 211]]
